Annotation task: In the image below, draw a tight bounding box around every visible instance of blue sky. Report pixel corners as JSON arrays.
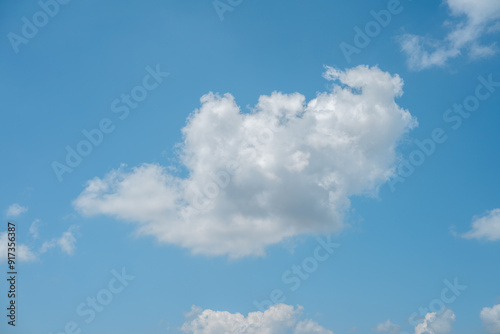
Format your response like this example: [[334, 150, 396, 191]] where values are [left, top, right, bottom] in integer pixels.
[[1, 0, 500, 333]]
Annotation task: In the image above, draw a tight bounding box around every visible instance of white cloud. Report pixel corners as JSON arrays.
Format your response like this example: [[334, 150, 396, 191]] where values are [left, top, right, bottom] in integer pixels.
[[447, 0, 500, 24], [40, 226, 78, 255], [0, 224, 78, 263], [462, 208, 500, 241], [294, 319, 334, 334], [74, 65, 416, 258], [481, 304, 500, 333], [29, 219, 41, 239], [181, 304, 333, 334], [0, 232, 36, 262], [374, 319, 401, 334], [414, 309, 455, 334], [400, 0, 500, 70], [6, 203, 28, 217]]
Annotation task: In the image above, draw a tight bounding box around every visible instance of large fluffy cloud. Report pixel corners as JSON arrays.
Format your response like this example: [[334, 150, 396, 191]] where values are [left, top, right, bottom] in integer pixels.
[[73, 65, 416, 258], [462, 208, 500, 241], [181, 304, 333, 334], [400, 0, 500, 70], [481, 304, 500, 333], [414, 309, 456, 334]]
